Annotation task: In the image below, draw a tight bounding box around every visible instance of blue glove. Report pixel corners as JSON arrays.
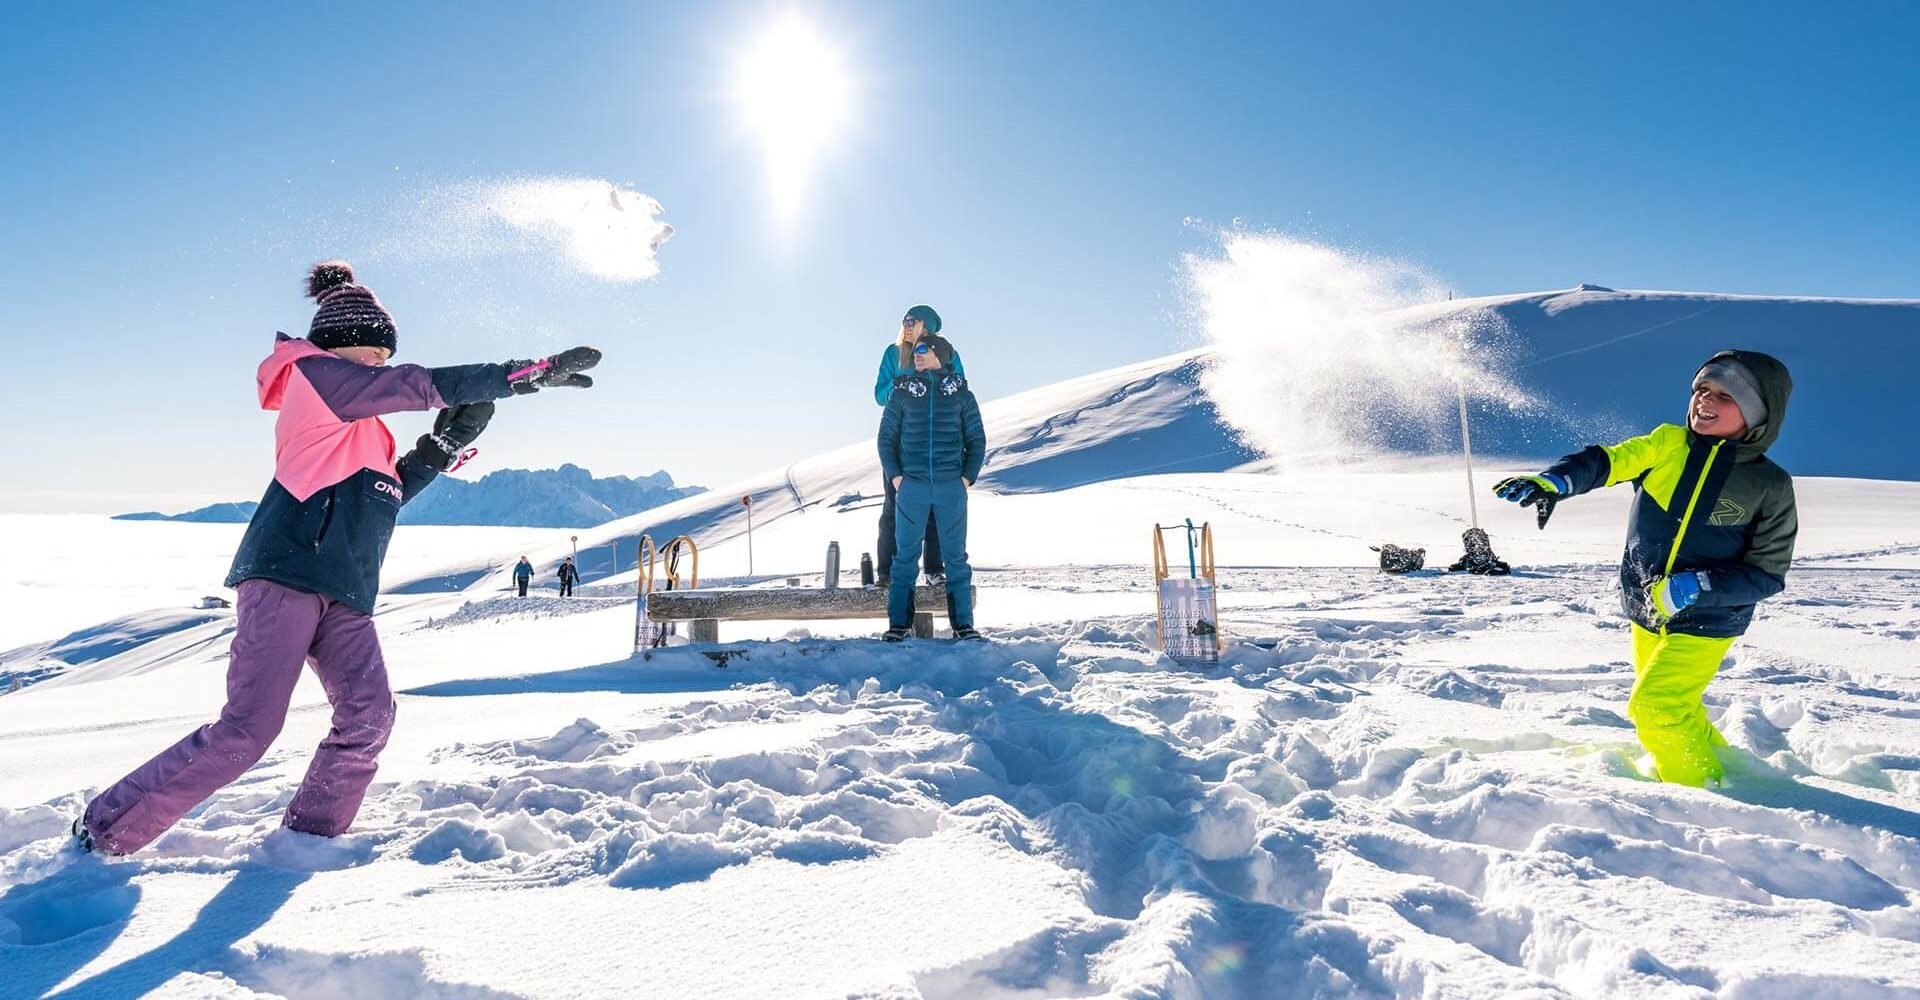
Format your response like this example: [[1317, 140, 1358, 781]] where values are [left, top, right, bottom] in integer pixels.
[[1492, 472, 1569, 529], [1648, 572, 1705, 623]]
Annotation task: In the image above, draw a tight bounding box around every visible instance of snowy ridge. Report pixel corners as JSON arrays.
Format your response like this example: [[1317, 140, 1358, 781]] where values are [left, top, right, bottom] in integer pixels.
[[1414, 285, 1920, 475], [384, 349, 1260, 596], [397, 464, 703, 529], [0, 608, 232, 693], [384, 285, 1917, 597]]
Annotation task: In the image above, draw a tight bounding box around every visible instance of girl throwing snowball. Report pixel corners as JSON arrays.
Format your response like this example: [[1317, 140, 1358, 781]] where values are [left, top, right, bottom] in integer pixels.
[[76, 261, 601, 854]]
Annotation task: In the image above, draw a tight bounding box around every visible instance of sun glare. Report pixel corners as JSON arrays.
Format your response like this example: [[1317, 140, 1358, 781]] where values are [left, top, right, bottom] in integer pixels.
[[733, 15, 854, 218]]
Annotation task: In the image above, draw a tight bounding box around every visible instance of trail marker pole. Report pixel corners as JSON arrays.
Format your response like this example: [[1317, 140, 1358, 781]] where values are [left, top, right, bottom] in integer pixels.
[[742, 494, 754, 577]]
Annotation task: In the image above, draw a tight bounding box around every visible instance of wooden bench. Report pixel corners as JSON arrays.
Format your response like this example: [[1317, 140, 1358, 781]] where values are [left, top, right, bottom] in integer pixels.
[[645, 584, 966, 642]]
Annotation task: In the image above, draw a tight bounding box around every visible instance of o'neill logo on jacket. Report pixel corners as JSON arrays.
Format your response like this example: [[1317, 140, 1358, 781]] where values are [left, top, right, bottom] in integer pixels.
[[1708, 497, 1747, 526], [374, 480, 403, 501]]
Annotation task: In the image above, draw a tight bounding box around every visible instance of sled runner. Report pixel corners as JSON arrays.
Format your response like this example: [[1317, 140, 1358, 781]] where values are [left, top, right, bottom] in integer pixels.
[[634, 533, 699, 652]]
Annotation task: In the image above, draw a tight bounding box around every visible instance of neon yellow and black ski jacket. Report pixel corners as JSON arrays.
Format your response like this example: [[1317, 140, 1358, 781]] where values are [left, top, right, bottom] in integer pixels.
[[1543, 351, 1797, 639]]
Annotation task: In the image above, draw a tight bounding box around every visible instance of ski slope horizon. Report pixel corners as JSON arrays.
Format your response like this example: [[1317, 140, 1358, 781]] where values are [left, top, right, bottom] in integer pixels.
[[375, 282, 1918, 597]]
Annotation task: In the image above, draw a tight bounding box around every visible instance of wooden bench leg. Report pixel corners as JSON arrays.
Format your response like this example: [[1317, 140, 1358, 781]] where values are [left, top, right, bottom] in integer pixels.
[[912, 612, 935, 639], [689, 619, 720, 644]]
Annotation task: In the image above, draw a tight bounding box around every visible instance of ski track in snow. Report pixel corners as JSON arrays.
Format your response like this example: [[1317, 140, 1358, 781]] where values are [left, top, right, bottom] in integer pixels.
[[2, 566, 1920, 998]]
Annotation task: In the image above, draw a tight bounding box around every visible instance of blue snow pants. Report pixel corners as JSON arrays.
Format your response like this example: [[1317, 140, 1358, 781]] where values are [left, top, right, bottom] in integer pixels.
[[888, 478, 973, 630]]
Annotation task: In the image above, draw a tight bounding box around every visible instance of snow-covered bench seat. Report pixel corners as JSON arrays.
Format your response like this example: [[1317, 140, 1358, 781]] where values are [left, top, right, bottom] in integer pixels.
[[644, 584, 971, 642]]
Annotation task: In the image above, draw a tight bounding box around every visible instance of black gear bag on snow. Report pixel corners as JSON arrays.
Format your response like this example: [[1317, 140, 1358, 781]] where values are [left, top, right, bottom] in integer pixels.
[[1372, 543, 1426, 574], [1448, 528, 1511, 575]]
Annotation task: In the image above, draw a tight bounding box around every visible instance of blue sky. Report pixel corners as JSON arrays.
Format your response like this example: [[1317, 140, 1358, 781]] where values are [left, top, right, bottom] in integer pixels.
[[2, 1, 1915, 512]]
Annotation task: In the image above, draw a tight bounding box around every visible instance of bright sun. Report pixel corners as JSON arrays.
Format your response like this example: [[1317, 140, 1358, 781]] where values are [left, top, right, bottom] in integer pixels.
[[733, 15, 853, 217]]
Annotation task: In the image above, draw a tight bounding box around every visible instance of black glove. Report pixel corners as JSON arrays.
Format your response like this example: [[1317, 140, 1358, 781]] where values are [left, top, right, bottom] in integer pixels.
[[414, 402, 495, 471], [506, 346, 602, 394], [1491, 473, 1568, 530]]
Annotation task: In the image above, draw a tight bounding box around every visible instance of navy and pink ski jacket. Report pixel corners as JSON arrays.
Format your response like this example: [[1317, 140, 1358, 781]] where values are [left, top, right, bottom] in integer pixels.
[[225, 333, 515, 613]]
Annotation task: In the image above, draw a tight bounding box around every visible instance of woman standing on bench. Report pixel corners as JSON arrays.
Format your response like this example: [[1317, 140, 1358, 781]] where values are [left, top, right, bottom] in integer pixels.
[[872, 305, 964, 589]]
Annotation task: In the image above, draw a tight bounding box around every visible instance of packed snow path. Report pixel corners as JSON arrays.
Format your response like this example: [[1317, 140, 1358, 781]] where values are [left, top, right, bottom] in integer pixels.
[[4, 566, 1920, 998]]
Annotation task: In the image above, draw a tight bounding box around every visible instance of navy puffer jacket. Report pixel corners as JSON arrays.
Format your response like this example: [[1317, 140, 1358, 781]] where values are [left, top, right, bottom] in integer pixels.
[[878, 371, 986, 485]]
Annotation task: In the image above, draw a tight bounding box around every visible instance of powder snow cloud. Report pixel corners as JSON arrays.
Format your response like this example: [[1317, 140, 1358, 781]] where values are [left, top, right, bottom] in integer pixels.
[[1184, 232, 1534, 466], [400, 176, 674, 283]]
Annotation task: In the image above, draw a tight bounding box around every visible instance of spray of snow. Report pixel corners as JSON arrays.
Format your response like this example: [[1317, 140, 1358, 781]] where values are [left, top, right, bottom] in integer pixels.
[[1185, 233, 1536, 466], [399, 177, 673, 283], [478, 178, 673, 282]]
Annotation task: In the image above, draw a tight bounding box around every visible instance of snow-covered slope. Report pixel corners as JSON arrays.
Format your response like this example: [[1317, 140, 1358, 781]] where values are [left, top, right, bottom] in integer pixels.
[[385, 286, 1917, 597], [0, 518, 577, 682], [384, 349, 1263, 596], [4, 286, 1920, 999], [1413, 286, 1920, 476]]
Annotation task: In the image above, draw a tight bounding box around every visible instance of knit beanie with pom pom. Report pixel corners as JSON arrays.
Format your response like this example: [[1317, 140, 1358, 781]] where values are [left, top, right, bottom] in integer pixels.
[[305, 261, 397, 355]]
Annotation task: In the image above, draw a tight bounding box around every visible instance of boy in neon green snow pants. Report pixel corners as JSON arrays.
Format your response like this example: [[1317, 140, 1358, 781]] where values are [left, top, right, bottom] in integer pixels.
[[1493, 351, 1797, 786]]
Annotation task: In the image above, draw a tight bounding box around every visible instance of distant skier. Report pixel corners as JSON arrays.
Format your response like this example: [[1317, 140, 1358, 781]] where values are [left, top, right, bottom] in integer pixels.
[[558, 557, 579, 597], [877, 333, 985, 642], [872, 306, 964, 589], [1493, 351, 1797, 788], [73, 261, 602, 856], [513, 556, 533, 597]]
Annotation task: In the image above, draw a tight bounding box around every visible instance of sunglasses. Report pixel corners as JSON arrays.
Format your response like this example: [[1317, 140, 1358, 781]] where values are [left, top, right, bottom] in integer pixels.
[[902, 316, 923, 327]]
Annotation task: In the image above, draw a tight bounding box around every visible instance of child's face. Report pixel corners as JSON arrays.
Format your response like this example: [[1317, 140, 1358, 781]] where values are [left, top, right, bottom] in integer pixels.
[[332, 345, 391, 367], [1688, 379, 1748, 439]]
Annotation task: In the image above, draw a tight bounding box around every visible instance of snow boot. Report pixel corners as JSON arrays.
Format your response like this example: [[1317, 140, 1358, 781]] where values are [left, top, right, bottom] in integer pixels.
[[881, 627, 911, 642], [72, 816, 101, 855], [953, 627, 984, 641]]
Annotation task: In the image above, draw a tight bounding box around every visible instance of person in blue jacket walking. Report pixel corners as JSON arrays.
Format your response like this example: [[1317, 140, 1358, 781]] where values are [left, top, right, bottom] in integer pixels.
[[877, 333, 986, 641], [873, 305, 965, 588], [513, 556, 533, 597]]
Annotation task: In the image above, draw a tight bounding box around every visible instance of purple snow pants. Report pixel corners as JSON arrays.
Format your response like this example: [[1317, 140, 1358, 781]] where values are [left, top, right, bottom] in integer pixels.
[[82, 578, 396, 854]]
